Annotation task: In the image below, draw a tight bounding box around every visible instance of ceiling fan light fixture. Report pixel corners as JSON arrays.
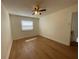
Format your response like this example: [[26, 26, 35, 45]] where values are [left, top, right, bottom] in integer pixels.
[[35, 11, 38, 14], [32, 0, 46, 15], [34, 11, 41, 15]]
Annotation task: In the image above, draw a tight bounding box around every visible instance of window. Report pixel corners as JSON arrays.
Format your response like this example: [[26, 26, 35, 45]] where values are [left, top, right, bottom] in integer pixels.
[[21, 20, 33, 31]]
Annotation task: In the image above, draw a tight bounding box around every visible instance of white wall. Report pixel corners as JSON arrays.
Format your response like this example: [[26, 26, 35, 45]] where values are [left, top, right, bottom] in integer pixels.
[[39, 4, 77, 46], [1, 3, 12, 59], [10, 15, 39, 40]]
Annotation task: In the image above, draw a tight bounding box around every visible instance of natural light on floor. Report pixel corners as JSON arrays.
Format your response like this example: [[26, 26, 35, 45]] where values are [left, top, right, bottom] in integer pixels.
[[25, 37, 37, 42]]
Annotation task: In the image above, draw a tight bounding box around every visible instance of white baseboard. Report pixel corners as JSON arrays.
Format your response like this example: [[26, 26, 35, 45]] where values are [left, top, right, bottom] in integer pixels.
[[39, 34, 70, 46], [14, 35, 39, 40]]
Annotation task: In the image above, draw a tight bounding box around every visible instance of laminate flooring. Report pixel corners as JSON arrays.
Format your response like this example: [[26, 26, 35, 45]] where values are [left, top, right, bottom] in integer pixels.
[[9, 36, 78, 59]]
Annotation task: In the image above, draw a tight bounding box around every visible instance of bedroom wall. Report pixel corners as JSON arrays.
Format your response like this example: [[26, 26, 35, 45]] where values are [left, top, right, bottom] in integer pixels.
[[10, 15, 39, 40], [39, 4, 78, 46], [1, 3, 12, 59]]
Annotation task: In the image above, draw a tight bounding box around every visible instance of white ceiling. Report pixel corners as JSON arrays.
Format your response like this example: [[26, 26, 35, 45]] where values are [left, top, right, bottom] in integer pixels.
[[2, 0, 77, 18]]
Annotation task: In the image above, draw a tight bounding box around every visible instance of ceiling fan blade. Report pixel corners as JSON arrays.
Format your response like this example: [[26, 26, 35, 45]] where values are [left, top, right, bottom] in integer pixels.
[[39, 9, 46, 11]]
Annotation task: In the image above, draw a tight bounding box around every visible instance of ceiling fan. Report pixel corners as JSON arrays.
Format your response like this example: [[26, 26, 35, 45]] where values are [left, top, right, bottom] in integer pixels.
[[32, 1, 46, 15]]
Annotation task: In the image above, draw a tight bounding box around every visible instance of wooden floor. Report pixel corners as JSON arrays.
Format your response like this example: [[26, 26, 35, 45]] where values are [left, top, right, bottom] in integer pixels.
[[9, 36, 78, 59]]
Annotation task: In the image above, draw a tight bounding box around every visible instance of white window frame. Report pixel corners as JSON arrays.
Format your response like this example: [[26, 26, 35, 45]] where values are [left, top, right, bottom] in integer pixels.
[[21, 20, 33, 31]]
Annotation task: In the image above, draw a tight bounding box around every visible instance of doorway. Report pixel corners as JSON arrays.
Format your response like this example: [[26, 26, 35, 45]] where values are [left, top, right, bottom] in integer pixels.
[[70, 12, 78, 46]]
